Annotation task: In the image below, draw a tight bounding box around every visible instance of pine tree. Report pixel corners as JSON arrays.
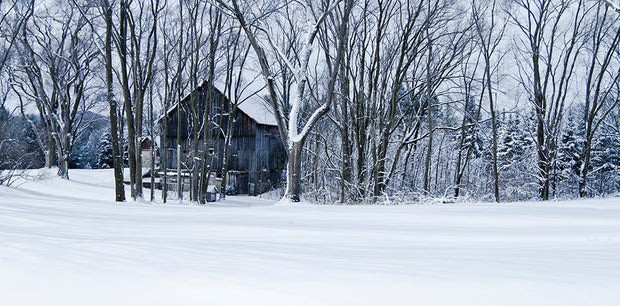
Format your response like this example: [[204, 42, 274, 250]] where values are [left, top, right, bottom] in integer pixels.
[[496, 114, 536, 200], [590, 133, 620, 195], [555, 111, 584, 196], [96, 132, 114, 169], [498, 114, 532, 167], [463, 100, 484, 159]]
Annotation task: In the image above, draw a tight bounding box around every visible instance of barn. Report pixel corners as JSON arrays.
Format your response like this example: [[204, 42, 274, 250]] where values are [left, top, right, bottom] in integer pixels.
[[159, 81, 286, 195]]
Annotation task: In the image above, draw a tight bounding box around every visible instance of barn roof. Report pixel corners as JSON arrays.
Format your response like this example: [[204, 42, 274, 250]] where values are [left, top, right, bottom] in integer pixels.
[[158, 81, 278, 127], [235, 94, 278, 126]]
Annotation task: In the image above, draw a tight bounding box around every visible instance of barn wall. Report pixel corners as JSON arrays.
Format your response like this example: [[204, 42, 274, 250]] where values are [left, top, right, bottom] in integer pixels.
[[159, 83, 286, 194]]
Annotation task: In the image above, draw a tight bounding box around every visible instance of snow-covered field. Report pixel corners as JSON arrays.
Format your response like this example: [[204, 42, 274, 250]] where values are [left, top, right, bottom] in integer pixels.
[[1, 169, 619, 305]]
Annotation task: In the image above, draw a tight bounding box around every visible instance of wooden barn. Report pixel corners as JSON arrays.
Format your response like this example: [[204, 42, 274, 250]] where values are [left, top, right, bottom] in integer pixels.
[[159, 81, 286, 195]]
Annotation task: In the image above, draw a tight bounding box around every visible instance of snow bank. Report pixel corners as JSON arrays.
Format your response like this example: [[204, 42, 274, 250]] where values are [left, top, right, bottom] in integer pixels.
[[1, 169, 619, 305]]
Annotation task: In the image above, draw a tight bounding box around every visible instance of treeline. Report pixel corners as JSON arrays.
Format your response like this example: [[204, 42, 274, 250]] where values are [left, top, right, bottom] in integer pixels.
[[1, 0, 619, 202], [0, 105, 125, 171]]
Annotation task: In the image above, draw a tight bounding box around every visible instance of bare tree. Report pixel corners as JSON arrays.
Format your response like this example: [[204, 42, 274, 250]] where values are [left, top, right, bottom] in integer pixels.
[[373, 0, 466, 198], [471, 0, 508, 202], [579, 1, 620, 197], [156, 2, 184, 203], [185, 0, 205, 203], [197, 2, 223, 204], [321, 1, 354, 203], [0, 1, 34, 185], [0, 0, 33, 73], [71, 0, 127, 201], [176, 0, 185, 201], [130, 0, 160, 200], [453, 32, 484, 199], [114, 0, 161, 200], [332, 0, 442, 200], [102, 0, 126, 201], [215, 0, 354, 202], [13, 2, 99, 179], [509, 0, 587, 200]]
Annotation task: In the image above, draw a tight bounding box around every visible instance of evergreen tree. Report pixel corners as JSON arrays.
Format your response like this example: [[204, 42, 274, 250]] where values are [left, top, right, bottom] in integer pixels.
[[496, 113, 536, 200], [95, 132, 114, 169], [70, 136, 91, 169], [0, 107, 44, 170], [590, 133, 620, 195], [70, 127, 104, 169], [497, 114, 533, 167], [554, 111, 584, 196], [462, 99, 484, 159]]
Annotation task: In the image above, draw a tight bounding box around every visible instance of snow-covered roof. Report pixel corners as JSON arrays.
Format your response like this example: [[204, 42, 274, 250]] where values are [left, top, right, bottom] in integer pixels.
[[211, 81, 278, 127], [236, 96, 278, 126], [158, 81, 278, 127]]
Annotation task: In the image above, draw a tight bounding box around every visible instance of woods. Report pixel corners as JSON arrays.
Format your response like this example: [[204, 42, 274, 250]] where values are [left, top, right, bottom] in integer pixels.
[[1, 0, 620, 203]]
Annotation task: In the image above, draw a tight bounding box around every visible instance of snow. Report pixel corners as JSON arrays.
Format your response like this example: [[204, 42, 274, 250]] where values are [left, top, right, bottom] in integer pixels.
[[236, 96, 278, 126], [159, 81, 278, 127], [211, 81, 278, 127], [1, 168, 620, 305]]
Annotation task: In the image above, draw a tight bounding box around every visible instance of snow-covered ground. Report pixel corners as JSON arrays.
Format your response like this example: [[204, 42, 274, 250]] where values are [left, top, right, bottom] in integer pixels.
[[1, 169, 619, 305]]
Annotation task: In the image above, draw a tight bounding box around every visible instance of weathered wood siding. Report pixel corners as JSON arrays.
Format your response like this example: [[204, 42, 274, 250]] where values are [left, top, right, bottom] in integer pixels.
[[159, 83, 286, 194]]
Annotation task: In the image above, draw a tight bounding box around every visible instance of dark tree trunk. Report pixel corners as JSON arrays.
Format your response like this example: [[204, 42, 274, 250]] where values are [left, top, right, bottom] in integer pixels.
[[486, 68, 500, 203], [104, 0, 125, 202], [285, 140, 305, 202], [149, 88, 155, 202], [135, 95, 144, 199], [423, 19, 433, 195], [119, 0, 138, 200], [176, 0, 184, 201], [162, 116, 168, 203]]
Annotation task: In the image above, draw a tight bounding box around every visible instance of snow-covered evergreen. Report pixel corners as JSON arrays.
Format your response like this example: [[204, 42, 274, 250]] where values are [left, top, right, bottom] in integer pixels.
[[95, 131, 114, 169]]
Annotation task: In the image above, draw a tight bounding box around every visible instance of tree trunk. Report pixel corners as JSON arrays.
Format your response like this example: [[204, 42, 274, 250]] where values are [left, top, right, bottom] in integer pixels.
[[149, 88, 155, 202], [219, 113, 233, 198], [176, 0, 184, 201], [119, 0, 138, 200], [58, 119, 72, 180], [162, 116, 168, 203], [198, 92, 214, 204], [537, 117, 550, 200], [135, 95, 144, 199], [177, 141, 182, 200], [191, 94, 199, 202], [104, 0, 125, 202], [220, 105, 235, 200], [225, 0, 353, 202], [56, 146, 69, 180], [45, 138, 54, 168], [285, 140, 305, 202], [341, 131, 351, 203], [339, 49, 352, 204], [199, 11, 221, 203], [313, 132, 319, 202], [423, 19, 433, 195], [486, 70, 500, 203]]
